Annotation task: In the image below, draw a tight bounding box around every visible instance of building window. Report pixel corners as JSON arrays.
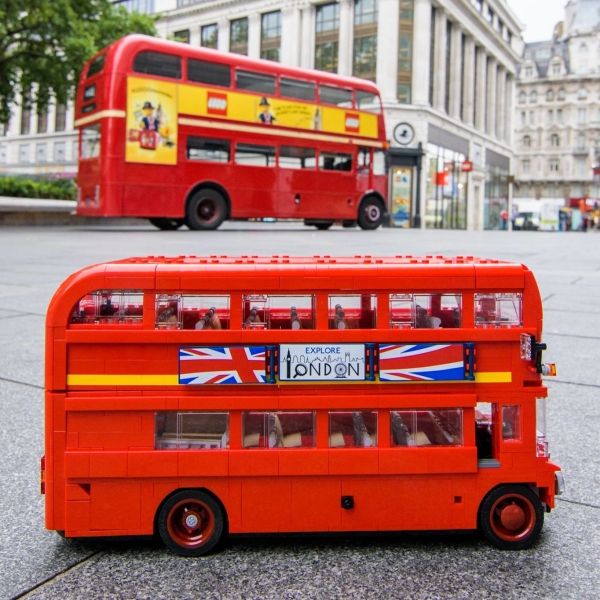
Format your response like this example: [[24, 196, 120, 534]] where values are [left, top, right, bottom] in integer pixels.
[[524, 67, 532, 77], [315, 3, 340, 73], [36, 143, 47, 163], [475, 0, 482, 11], [520, 111, 526, 125], [552, 62, 561, 75], [522, 159, 530, 174], [578, 108, 587, 124], [173, 29, 190, 44], [55, 104, 66, 132], [578, 86, 588, 100], [19, 144, 30, 163], [261, 11, 281, 62], [529, 91, 538, 103], [547, 109, 554, 124], [529, 111, 535, 125], [546, 89, 554, 101], [54, 141, 66, 162], [201, 24, 218, 49], [557, 108, 563, 123], [519, 91, 526, 103], [121, 0, 155, 12], [20, 89, 31, 135], [549, 159, 559, 172], [353, 0, 378, 82], [230, 18, 248, 55], [577, 133, 586, 149], [576, 157, 586, 177], [397, 0, 414, 103], [550, 134, 559, 147], [523, 135, 531, 147], [487, 7, 494, 23], [557, 88, 566, 101]]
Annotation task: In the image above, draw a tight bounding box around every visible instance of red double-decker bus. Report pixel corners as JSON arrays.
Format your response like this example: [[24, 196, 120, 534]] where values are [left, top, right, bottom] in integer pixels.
[[42, 256, 563, 556], [75, 35, 388, 231]]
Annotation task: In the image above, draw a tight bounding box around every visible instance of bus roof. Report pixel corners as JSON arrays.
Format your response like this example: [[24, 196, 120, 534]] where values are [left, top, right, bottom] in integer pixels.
[[84, 34, 382, 94]]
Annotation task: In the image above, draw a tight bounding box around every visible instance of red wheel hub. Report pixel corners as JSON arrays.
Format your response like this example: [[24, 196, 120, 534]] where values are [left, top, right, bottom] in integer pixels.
[[167, 499, 215, 548], [489, 493, 536, 542], [499, 504, 526, 531]]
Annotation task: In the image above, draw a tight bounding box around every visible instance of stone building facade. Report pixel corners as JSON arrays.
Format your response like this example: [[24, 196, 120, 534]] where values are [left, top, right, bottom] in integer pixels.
[[0, 0, 523, 230], [514, 0, 600, 208]]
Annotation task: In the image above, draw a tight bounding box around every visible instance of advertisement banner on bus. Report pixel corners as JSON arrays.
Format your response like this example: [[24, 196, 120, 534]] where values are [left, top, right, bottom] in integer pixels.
[[126, 77, 178, 165], [279, 344, 366, 382]]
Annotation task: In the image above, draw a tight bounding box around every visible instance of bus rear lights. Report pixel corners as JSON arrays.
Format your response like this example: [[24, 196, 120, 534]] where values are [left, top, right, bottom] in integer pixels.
[[541, 363, 557, 376], [94, 185, 100, 206], [537, 436, 549, 458], [520, 333, 532, 360]]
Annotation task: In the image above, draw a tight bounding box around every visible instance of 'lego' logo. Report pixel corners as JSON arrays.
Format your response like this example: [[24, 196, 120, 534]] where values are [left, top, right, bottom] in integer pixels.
[[207, 92, 228, 116], [345, 113, 360, 133]]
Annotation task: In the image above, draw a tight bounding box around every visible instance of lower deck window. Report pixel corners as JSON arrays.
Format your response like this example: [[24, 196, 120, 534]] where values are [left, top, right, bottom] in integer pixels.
[[329, 411, 377, 447], [243, 411, 315, 448], [155, 412, 229, 449], [390, 409, 463, 446]]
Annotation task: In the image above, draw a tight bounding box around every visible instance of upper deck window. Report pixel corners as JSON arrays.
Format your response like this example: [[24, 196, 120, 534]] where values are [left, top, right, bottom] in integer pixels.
[[390, 294, 461, 329], [355, 90, 381, 113], [280, 77, 316, 101], [71, 290, 143, 325], [236, 70, 276, 95], [188, 59, 231, 87], [81, 124, 101, 159], [329, 294, 376, 329], [320, 84, 352, 107], [475, 293, 522, 328], [133, 51, 182, 79], [87, 54, 105, 78], [243, 295, 315, 329]]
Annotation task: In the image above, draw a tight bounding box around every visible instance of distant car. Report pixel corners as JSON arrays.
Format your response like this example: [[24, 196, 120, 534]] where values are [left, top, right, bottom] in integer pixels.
[[513, 212, 540, 231]]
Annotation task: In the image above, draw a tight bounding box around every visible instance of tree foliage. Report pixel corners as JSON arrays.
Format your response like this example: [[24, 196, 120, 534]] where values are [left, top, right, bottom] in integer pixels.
[[0, 0, 156, 125]]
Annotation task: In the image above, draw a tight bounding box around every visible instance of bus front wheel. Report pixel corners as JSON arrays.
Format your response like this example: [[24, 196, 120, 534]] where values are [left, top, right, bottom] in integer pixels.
[[357, 197, 384, 230], [158, 490, 225, 557], [186, 189, 227, 230], [149, 218, 185, 231], [479, 485, 544, 550]]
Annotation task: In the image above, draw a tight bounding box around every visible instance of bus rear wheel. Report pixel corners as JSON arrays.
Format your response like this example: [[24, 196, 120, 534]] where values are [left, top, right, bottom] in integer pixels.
[[149, 218, 185, 231], [186, 189, 227, 230], [158, 490, 225, 557], [357, 196, 384, 230], [479, 485, 544, 550]]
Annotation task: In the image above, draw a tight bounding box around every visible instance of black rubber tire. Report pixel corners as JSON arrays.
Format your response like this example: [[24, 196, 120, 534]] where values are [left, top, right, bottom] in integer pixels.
[[149, 218, 185, 231], [186, 189, 227, 230], [315, 222, 333, 230], [158, 490, 225, 557], [479, 485, 544, 550], [357, 196, 384, 230]]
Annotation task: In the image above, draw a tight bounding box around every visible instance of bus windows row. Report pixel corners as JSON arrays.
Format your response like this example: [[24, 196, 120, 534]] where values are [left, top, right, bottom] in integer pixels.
[[131, 50, 382, 113], [186, 136, 386, 174], [70, 291, 523, 330], [154, 409, 464, 450]]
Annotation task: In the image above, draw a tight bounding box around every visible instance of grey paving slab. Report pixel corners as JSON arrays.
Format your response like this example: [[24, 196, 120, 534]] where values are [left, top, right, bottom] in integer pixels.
[[0, 226, 597, 600]]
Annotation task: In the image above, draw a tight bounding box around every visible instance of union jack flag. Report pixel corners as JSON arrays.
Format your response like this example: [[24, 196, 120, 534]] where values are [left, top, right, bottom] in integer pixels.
[[179, 346, 267, 385], [379, 344, 465, 382]]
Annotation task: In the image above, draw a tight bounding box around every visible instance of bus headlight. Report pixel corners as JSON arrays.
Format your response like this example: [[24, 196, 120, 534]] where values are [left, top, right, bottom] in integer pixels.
[[555, 471, 565, 496]]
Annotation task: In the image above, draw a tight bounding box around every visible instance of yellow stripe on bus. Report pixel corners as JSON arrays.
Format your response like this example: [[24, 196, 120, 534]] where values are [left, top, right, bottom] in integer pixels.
[[178, 117, 386, 149], [74, 110, 126, 127], [67, 372, 512, 386], [67, 374, 179, 386]]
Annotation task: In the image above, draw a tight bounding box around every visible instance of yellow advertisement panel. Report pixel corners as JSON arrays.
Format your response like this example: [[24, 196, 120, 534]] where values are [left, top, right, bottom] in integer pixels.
[[126, 77, 178, 165], [178, 84, 379, 140]]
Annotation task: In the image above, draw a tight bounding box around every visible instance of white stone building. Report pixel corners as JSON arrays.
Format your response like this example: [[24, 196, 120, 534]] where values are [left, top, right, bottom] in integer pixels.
[[0, 0, 523, 230], [514, 0, 600, 218]]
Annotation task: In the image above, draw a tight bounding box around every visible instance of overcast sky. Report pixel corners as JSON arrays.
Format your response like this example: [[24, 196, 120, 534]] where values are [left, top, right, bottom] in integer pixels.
[[506, 0, 567, 43]]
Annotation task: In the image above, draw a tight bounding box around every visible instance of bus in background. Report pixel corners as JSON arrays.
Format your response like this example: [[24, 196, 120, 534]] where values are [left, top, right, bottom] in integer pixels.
[[74, 35, 388, 231], [43, 256, 563, 556]]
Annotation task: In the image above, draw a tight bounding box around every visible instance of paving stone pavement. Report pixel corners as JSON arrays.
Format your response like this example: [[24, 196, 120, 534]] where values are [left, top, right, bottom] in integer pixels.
[[0, 223, 598, 600]]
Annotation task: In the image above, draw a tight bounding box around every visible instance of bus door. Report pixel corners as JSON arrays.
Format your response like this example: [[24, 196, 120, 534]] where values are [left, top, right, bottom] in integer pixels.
[[229, 142, 278, 217], [277, 145, 321, 218], [312, 149, 357, 219]]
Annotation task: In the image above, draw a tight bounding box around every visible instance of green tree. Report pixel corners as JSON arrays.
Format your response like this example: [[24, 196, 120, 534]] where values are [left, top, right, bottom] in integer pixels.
[[0, 0, 156, 125]]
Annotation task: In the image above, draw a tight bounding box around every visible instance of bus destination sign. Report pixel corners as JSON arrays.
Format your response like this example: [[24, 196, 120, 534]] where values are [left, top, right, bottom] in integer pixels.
[[279, 344, 366, 382]]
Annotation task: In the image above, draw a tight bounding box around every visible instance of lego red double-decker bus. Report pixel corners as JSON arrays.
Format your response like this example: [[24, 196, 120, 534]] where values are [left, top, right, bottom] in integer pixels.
[[74, 35, 388, 231], [43, 256, 563, 556]]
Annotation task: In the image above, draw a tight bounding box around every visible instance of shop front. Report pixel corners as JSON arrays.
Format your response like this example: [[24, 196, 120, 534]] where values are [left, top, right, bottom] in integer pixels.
[[484, 149, 510, 230]]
